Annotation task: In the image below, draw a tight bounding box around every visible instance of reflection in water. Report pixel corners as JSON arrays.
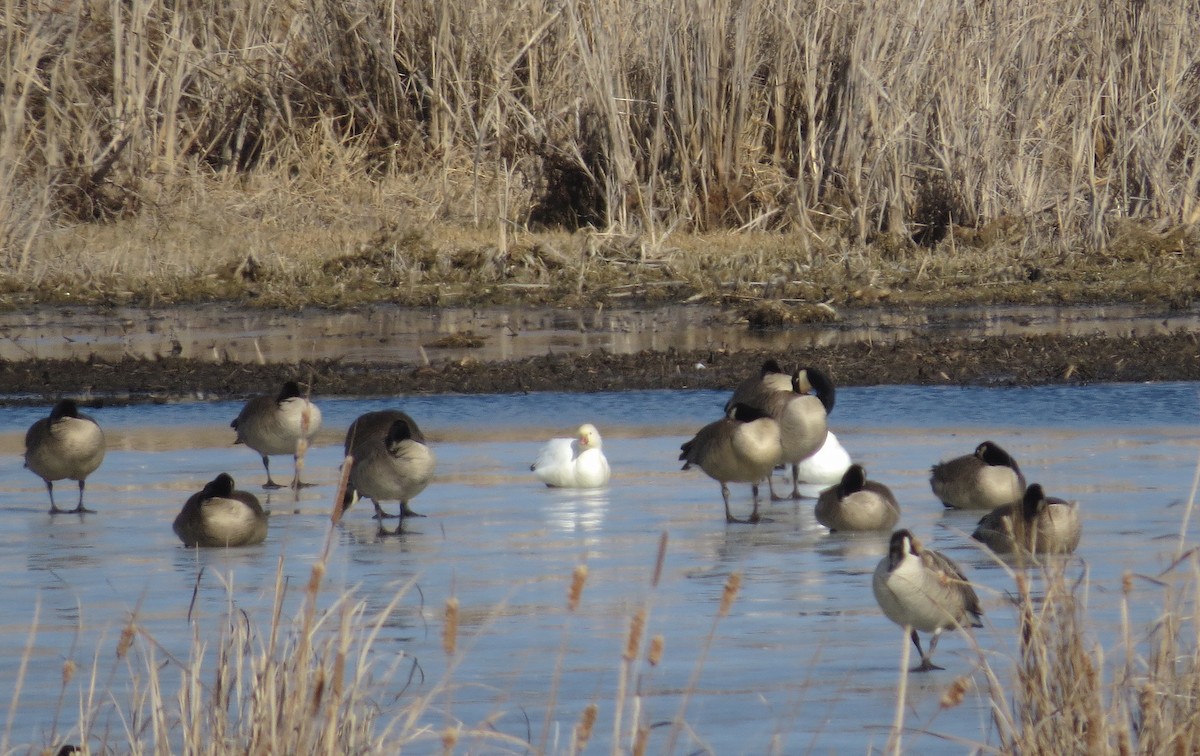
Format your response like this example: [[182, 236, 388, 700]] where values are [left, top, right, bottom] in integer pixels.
[[0, 302, 1192, 365], [538, 487, 609, 535], [0, 385, 1199, 753]]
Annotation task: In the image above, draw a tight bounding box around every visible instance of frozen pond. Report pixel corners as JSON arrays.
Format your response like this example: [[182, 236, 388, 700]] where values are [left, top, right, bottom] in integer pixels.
[[2, 382, 1200, 753]]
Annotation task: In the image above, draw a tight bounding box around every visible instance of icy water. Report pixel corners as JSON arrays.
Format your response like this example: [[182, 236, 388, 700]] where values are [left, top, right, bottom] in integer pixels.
[[2, 383, 1200, 753]]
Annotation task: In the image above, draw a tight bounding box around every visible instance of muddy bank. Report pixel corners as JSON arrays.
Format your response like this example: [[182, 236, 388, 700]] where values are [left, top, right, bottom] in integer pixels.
[[2, 330, 1196, 406]]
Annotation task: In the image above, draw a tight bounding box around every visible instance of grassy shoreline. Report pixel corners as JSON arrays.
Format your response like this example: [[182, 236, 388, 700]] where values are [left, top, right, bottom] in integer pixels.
[[3, 1, 1199, 312], [7, 215, 1199, 313]]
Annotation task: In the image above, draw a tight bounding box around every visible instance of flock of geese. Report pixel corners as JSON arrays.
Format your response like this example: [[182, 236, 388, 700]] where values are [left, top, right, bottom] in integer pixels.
[[19, 382, 602, 544], [20, 360, 1081, 671], [678, 358, 1082, 671], [20, 383, 439, 543]]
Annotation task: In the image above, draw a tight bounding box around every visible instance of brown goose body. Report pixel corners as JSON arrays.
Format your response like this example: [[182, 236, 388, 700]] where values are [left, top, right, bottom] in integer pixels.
[[972, 483, 1081, 556], [343, 410, 436, 532], [231, 381, 322, 489], [24, 399, 106, 514], [681, 403, 782, 523], [930, 441, 1025, 510], [873, 529, 983, 672], [737, 367, 836, 500], [815, 464, 900, 532], [174, 473, 268, 548]]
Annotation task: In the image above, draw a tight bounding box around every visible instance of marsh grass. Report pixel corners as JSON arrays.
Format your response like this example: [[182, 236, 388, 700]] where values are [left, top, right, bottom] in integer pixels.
[[8, 508, 1200, 753], [973, 556, 1200, 754], [4, 505, 749, 754], [2, 0, 1198, 310]]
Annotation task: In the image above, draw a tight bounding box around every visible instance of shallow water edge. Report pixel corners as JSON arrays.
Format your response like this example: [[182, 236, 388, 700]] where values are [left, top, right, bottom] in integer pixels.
[[0, 303, 1197, 404]]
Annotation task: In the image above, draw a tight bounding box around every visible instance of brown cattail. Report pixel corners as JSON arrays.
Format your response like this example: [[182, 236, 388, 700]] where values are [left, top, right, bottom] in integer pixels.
[[651, 532, 668, 588], [647, 634, 664, 666], [441, 727, 459, 753], [568, 565, 588, 612], [306, 562, 326, 596], [310, 669, 326, 715], [1122, 570, 1133, 595], [1137, 682, 1157, 731], [623, 608, 646, 662], [574, 703, 598, 752], [117, 621, 135, 659], [719, 573, 741, 618], [443, 597, 460, 656], [632, 725, 650, 756], [1013, 570, 1028, 597], [940, 675, 970, 709], [62, 659, 76, 686], [1115, 727, 1131, 756], [332, 454, 354, 524]]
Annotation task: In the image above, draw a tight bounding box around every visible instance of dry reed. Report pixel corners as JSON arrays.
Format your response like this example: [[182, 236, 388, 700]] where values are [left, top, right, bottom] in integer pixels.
[[1, 0, 1197, 310], [8, 526, 1200, 754]]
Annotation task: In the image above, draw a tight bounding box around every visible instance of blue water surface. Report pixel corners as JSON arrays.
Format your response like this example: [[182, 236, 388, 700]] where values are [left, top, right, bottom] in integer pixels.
[[1, 382, 1198, 754]]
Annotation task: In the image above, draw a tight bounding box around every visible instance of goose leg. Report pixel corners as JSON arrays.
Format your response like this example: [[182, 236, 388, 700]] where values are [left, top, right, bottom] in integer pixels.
[[377, 500, 408, 536], [68, 480, 95, 514], [261, 456, 283, 489], [399, 501, 426, 518], [748, 483, 762, 523], [912, 629, 945, 672], [45, 480, 65, 515], [290, 454, 318, 489], [722, 483, 738, 523], [371, 499, 400, 520]]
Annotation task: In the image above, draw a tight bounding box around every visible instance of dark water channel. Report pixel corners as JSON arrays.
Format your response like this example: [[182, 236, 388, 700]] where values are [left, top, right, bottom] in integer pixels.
[[0, 302, 1194, 365], [2, 382, 1200, 753]]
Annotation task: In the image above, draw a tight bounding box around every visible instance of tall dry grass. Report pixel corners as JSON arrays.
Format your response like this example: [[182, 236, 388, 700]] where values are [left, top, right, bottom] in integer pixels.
[[966, 555, 1200, 754], [2, 0, 1198, 280]]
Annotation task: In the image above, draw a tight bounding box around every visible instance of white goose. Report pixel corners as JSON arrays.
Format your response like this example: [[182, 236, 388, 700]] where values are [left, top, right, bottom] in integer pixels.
[[793, 430, 852, 495], [531, 424, 611, 489]]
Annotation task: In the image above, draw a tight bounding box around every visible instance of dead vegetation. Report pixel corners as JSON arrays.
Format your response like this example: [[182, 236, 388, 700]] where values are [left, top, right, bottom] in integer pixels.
[[1, 0, 1198, 310], [963, 555, 1200, 754]]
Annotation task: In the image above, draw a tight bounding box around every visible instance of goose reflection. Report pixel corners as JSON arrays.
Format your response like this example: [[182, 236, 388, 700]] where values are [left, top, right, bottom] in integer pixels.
[[540, 487, 610, 534]]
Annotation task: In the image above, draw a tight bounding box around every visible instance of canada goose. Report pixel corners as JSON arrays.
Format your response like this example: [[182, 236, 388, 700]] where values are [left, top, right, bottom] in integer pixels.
[[24, 399, 106, 514], [173, 473, 268, 547], [231, 381, 322, 489], [342, 410, 436, 531], [930, 440, 1025, 510], [680, 403, 783, 524], [815, 464, 900, 532], [747, 367, 835, 500], [972, 483, 1082, 556], [531, 423, 611, 488], [725, 358, 793, 411], [873, 529, 983, 672]]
